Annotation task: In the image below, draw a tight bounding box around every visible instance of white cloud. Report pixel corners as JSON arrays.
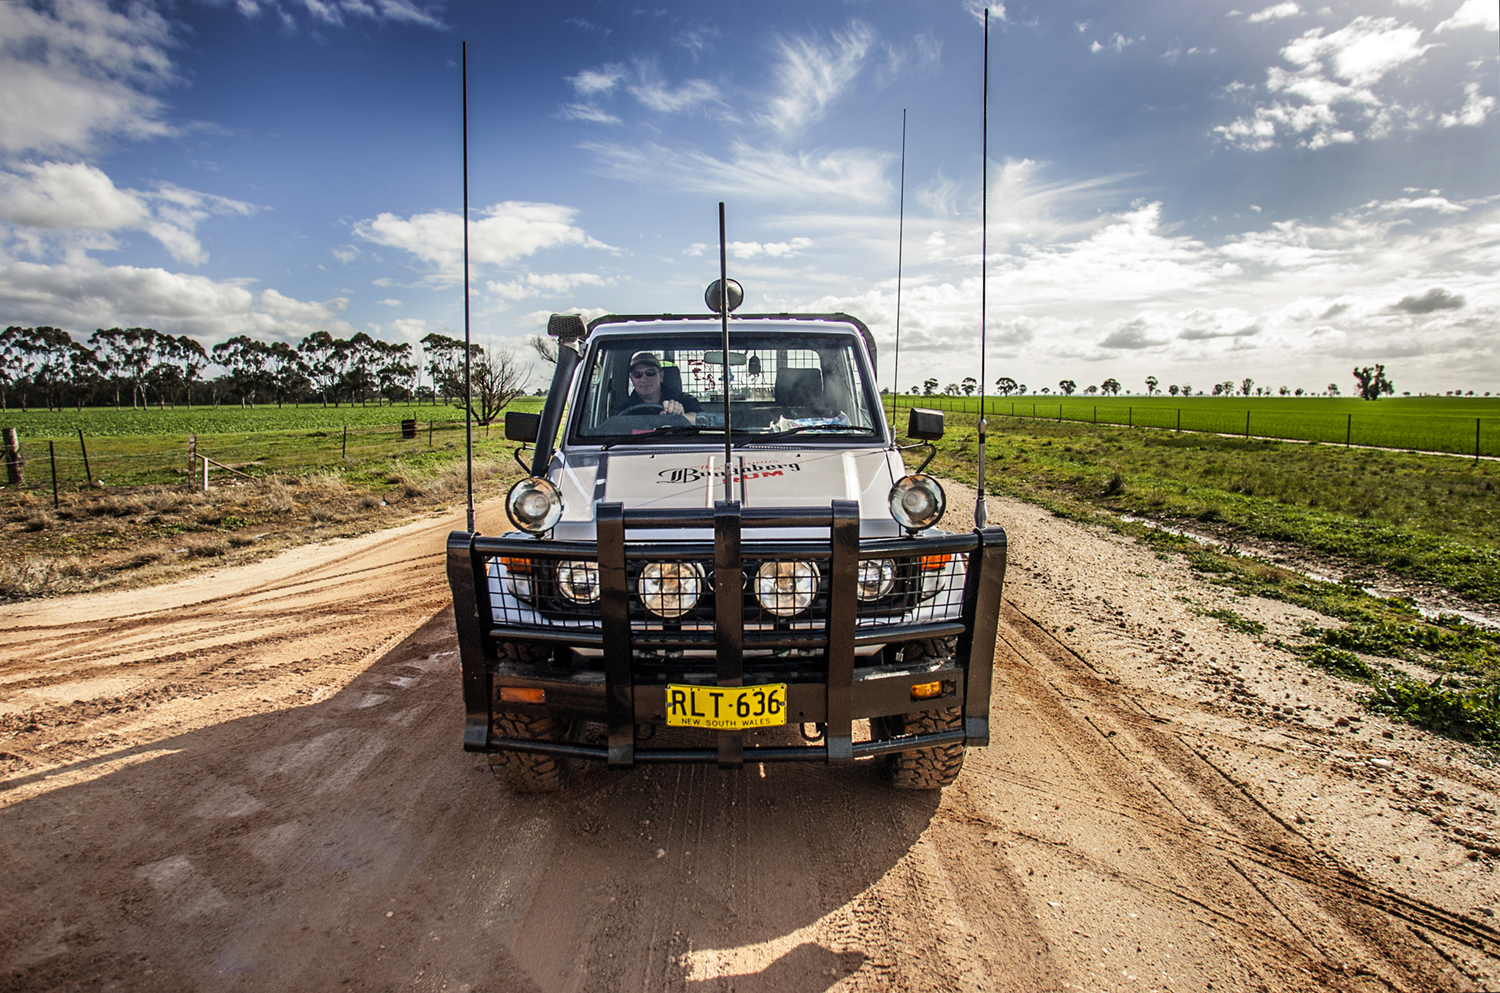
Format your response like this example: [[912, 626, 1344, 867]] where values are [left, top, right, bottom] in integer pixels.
[[585, 141, 894, 207], [558, 103, 622, 125], [0, 162, 257, 264], [352, 201, 614, 283], [962, 2, 1007, 24], [1247, 3, 1303, 23], [0, 257, 357, 344], [1436, 0, 1499, 33], [1090, 33, 1135, 54], [1440, 82, 1496, 127], [0, 0, 176, 156], [377, 298, 401, 307], [1216, 15, 1445, 149], [246, 0, 444, 30], [628, 72, 720, 114], [759, 23, 875, 135], [728, 238, 813, 259], [568, 64, 626, 95], [484, 271, 608, 301]]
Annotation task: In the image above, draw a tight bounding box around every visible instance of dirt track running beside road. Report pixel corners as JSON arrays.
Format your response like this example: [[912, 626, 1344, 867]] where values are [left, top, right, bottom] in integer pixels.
[[1, 489, 1497, 992]]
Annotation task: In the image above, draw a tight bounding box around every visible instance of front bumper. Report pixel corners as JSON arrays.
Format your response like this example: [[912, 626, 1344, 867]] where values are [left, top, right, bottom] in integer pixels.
[[447, 500, 1007, 769]]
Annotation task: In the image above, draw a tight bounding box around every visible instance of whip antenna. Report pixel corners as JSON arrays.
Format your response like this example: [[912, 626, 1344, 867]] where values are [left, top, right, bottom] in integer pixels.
[[975, 11, 990, 529], [894, 109, 907, 406], [461, 40, 475, 532], [718, 203, 733, 505]]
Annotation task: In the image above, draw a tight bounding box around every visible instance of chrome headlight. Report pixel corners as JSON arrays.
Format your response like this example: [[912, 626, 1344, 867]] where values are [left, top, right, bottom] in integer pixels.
[[754, 560, 820, 617], [889, 474, 945, 532], [506, 477, 563, 533], [857, 559, 895, 600], [556, 560, 599, 603], [639, 561, 704, 619]]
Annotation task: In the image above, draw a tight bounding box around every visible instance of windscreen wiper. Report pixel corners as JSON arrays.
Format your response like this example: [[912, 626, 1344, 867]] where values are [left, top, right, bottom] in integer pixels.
[[600, 425, 748, 449], [736, 424, 872, 446]]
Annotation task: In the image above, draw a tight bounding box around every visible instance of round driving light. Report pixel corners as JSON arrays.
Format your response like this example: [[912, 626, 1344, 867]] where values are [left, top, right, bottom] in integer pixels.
[[888, 474, 945, 531], [857, 559, 896, 600], [754, 560, 820, 617], [639, 561, 704, 619], [556, 560, 600, 603], [506, 477, 563, 533]]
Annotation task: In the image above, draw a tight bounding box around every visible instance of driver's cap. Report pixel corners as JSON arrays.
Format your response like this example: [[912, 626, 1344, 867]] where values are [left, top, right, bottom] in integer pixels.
[[629, 351, 662, 372]]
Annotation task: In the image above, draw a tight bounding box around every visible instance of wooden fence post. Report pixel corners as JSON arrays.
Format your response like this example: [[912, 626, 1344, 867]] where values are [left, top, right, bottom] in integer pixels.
[[79, 429, 94, 485], [188, 433, 197, 473], [2, 427, 21, 486], [1346, 413, 1352, 448], [49, 441, 59, 509], [342, 425, 348, 461]]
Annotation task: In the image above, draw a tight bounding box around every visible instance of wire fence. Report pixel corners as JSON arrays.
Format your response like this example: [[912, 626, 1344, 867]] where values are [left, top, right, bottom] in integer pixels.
[[885, 395, 1500, 460], [0, 416, 504, 502]]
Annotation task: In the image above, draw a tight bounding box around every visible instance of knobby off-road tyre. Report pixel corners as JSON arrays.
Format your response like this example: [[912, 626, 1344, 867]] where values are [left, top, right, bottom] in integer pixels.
[[488, 713, 583, 793], [488, 640, 580, 793], [875, 636, 965, 790]]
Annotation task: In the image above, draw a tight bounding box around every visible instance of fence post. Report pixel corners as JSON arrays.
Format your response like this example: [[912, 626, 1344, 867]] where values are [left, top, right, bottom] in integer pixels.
[[342, 425, 348, 461], [1245, 410, 1251, 439], [429, 420, 434, 447], [1477, 418, 1482, 465], [2, 427, 21, 486], [203, 455, 209, 492], [188, 433, 196, 473], [49, 441, 58, 509], [78, 429, 94, 486], [1176, 409, 1181, 432], [1346, 413, 1352, 449]]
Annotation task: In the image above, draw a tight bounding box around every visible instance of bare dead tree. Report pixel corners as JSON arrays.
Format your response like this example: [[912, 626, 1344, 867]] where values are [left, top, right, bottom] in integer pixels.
[[454, 345, 529, 425]]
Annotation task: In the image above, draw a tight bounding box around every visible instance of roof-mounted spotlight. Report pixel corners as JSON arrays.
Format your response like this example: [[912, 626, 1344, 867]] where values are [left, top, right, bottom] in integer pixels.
[[704, 278, 744, 315]]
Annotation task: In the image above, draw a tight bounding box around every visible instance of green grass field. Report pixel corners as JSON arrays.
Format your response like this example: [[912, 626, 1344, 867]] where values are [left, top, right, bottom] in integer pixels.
[[890, 394, 1500, 458], [0, 399, 545, 490]]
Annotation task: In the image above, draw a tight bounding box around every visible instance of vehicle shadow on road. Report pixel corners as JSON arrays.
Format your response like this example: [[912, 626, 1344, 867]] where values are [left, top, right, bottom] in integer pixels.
[[0, 609, 938, 993]]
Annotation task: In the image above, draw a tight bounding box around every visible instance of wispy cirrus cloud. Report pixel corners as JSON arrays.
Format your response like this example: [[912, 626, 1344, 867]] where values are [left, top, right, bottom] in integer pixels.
[[585, 140, 893, 206], [758, 22, 874, 135]]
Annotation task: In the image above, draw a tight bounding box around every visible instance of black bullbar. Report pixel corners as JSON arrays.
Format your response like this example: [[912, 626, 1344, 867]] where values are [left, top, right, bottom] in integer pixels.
[[446, 500, 1007, 770]]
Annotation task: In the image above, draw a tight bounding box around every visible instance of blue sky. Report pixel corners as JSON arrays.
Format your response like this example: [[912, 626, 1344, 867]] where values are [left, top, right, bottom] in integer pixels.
[[1, 0, 1495, 396]]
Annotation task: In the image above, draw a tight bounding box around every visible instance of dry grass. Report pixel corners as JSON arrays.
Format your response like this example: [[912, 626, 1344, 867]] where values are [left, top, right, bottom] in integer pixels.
[[0, 455, 522, 600]]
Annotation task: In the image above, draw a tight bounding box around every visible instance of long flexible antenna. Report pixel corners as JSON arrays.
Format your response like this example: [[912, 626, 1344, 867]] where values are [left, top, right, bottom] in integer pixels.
[[718, 202, 733, 505], [894, 108, 906, 407], [975, 11, 989, 529], [462, 40, 475, 532]]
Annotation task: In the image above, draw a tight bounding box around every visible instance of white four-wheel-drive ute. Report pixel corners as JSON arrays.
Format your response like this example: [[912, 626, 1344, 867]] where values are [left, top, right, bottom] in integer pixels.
[[446, 286, 1007, 791]]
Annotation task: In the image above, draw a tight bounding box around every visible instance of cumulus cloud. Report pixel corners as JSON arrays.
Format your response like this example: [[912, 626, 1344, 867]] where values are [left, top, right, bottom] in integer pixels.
[[1098, 321, 1163, 349], [1436, 0, 1499, 33], [1246, 3, 1303, 23], [0, 0, 177, 156], [728, 238, 813, 259], [0, 257, 356, 344], [759, 22, 875, 135], [484, 271, 608, 301], [585, 141, 894, 207], [1440, 83, 1496, 128], [352, 201, 614, 283], [1215, 15, 1440, 150], [0, 162, 257, 264], [1391, 287, 1466, 313]]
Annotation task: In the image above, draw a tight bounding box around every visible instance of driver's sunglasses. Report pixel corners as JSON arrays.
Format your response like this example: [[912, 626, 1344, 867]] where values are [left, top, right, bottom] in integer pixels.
[[630, 368, 658, 379]]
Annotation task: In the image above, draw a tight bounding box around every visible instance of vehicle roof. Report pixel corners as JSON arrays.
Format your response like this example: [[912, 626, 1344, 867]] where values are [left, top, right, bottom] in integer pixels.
[[584, 313, 876, 365]]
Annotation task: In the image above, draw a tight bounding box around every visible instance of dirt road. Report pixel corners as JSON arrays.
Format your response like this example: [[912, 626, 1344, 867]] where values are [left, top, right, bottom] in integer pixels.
[[2, 492, 1497, 992]]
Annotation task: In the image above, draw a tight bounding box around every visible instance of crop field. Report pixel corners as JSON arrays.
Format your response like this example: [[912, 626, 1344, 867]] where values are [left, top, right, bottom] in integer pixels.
[[0, 399, 544, 491], [889, 394, 1500, 459]]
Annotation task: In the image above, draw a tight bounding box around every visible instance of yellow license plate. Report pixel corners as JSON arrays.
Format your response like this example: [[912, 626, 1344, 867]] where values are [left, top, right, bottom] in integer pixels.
[[665, 683, 788, 730]]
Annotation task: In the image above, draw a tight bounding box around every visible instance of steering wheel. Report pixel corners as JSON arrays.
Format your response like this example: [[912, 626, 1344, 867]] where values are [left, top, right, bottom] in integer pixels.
[[615, 403, 665, 416]]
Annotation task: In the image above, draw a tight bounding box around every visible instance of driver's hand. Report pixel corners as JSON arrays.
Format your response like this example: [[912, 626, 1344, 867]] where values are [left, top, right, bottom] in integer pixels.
[[662, 400, 684, 415]]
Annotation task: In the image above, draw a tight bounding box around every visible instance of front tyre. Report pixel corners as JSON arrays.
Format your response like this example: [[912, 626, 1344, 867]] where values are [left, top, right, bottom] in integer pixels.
[[488, 713, 582, 793], [873, 707, 966, 790]]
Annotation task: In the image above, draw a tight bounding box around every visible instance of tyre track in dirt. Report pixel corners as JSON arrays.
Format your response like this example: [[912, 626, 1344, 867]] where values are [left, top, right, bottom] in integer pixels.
[[1, 490, 1497, 992]]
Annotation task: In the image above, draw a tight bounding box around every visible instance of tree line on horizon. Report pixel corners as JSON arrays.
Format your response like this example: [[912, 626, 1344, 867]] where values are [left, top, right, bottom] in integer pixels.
[[905, 365, 1470, 402], [0, 326, 533, 423]]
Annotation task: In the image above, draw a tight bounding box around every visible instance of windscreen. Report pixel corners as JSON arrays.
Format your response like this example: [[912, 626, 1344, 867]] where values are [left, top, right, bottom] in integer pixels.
[[571, 332, 882, 444]]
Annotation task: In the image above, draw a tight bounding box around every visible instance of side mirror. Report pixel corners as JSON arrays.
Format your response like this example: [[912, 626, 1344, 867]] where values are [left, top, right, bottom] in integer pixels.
[[907, 407, 944, 441], [505, 411, 540, 443], [704, 278, 744, 314]]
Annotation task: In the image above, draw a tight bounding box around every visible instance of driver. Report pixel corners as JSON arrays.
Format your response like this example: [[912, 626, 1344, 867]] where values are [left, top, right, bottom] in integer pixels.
[[625, 352, 701, 422]]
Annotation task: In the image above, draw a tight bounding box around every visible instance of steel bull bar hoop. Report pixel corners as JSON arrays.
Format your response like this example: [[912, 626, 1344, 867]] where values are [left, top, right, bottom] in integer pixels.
[[446, 510, 1008, 768]]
